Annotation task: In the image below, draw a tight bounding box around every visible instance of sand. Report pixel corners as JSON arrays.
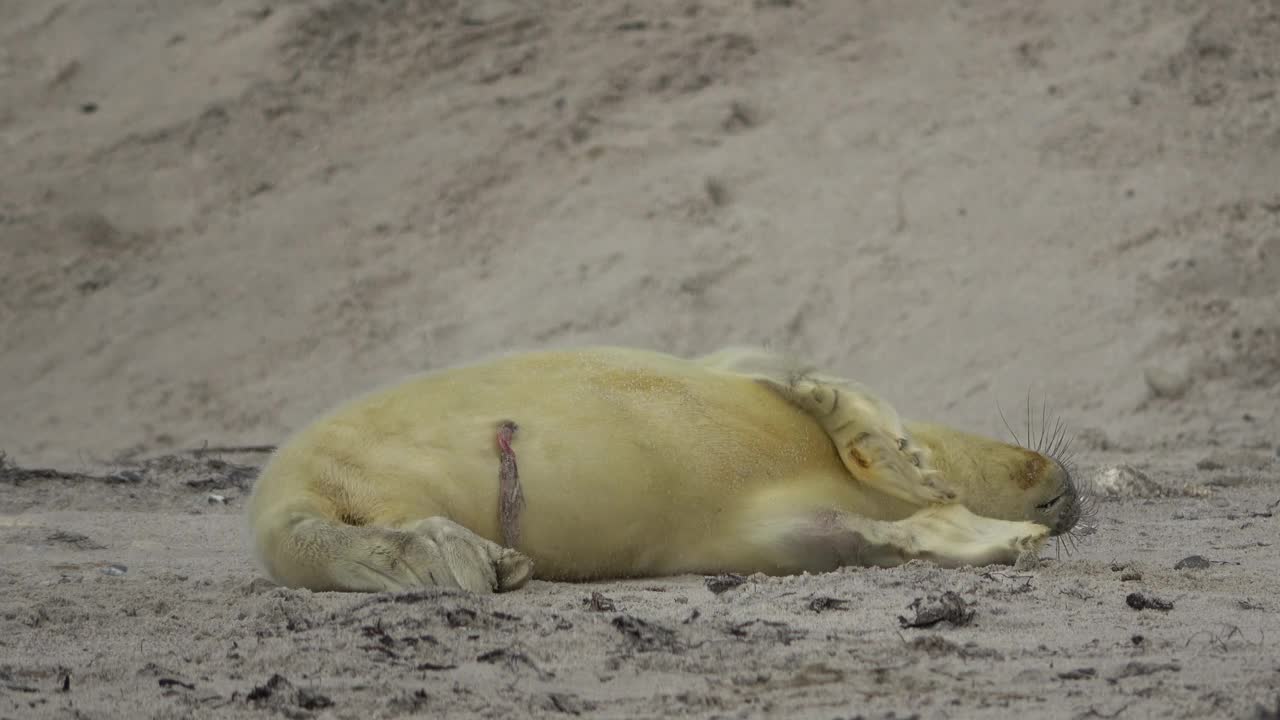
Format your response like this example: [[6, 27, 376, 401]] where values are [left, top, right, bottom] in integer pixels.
[[1, 0, 1278, 717]]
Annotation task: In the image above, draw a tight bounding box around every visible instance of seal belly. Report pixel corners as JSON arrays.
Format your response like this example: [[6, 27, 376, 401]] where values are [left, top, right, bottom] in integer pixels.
[[285, 347, 845, 580]]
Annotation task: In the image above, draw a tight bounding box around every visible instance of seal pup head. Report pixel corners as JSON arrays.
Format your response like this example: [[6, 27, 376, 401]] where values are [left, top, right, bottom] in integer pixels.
[[903, 420, 1093, 542]]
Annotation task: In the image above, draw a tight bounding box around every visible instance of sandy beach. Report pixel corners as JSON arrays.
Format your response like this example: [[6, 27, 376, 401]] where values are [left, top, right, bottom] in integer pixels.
[[2, 1, 1279, 717]]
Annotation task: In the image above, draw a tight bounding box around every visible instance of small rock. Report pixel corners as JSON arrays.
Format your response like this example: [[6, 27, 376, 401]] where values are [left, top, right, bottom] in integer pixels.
[[705, 573, 747, 595], [207, 493, 228, 504], [1174, 555, 1212, 570], [100, 563, 127, 576], [1144, 365, 1191, 399], [1120, 570, 1143, 582], [1091, 465, 1211, 498], [1093, 465, 1159, 497]]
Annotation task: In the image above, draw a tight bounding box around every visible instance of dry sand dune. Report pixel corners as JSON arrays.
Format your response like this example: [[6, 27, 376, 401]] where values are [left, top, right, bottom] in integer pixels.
[[2, 1, 1279, 718]]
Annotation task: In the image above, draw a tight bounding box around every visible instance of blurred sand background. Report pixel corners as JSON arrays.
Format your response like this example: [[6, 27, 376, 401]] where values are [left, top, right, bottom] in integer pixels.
[[2, 1, 1279, 718]]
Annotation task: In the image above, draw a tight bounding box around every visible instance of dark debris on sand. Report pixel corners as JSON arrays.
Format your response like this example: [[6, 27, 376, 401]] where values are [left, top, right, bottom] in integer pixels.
[[611, 615, 683, 653], [0, 450, 260, 498], [0, 451, 143, 487], [244, 673, 333, 714], [705, 573, 748, 594], [897, 591, 975, 629], [1126, 592, 1175, 611]]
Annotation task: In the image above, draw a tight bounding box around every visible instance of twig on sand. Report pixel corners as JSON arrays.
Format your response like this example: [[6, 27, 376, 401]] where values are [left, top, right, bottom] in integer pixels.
[[181, 444, 278, 456]]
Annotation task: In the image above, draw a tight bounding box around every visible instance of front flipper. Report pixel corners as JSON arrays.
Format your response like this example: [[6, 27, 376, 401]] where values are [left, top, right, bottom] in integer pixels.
[[696, 346, 955, 507], [760, 503, 1049, 574], [760, 373, 957, 506]]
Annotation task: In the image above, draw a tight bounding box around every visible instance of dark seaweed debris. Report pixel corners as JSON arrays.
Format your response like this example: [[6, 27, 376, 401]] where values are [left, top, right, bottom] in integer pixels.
[[898, 591, 975, 628], [1126, 592, 1174, 611], [611, 615, 682, 652], [245, 673, 332, 712]]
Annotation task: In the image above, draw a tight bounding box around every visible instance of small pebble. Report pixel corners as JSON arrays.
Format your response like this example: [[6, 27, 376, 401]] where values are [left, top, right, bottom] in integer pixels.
[[1093, 465, 1161, 497], [1143, 365, 1191, 399], [100, 563, 127, 576], [705, 574, 747, 595], [1174, 555, 1212, 570]]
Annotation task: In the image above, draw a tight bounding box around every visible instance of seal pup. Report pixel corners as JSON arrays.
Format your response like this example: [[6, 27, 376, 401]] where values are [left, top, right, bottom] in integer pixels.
[[246, 346, 1083, 593]]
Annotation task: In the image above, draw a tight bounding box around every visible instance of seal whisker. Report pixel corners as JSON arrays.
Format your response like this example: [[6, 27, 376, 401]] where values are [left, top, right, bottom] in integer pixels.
[[1034, 394, 1044, 450], [1025, 388, 1034, 454], [996, 397, 1022, 446], [1047, 415, 1065, 459]]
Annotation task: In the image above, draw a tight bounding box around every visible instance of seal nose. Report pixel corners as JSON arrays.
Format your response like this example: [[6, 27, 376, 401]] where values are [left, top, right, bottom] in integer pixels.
[[1047, 459, 1081, 536]]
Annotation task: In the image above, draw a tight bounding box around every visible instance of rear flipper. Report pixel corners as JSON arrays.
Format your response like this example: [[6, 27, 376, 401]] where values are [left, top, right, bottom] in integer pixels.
[[254, 511, 533, 594], [697, 346, 955, 506]]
